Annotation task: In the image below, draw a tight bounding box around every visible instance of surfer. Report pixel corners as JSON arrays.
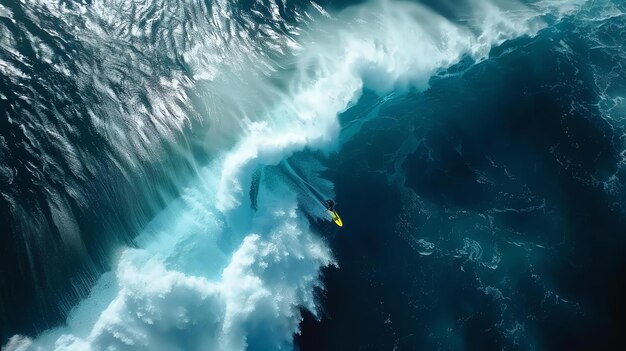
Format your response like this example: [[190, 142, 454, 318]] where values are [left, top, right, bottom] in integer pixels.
[[325, 200, 343, 227], [325, 199, 335, 211]]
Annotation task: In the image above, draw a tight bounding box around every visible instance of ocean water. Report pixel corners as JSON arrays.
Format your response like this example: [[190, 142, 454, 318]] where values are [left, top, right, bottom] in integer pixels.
[[1, 0, 625, 350]]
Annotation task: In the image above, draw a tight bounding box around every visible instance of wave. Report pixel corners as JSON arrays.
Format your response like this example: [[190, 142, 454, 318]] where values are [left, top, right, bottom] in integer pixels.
[[0, 0, 317, 335], [3, 0, 582, 350]]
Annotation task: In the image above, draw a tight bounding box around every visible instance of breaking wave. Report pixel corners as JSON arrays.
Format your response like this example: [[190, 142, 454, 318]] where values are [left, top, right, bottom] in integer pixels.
[[1, 0, 583, 349]]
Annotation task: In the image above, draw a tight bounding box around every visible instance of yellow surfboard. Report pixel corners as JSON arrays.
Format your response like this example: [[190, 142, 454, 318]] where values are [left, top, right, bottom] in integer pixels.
[[329, 210, 343, 227]]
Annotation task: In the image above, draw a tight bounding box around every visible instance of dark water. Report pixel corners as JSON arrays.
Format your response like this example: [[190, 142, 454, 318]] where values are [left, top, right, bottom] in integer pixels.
[[1, 0, 626, 350], [297, 8, 626, 350]]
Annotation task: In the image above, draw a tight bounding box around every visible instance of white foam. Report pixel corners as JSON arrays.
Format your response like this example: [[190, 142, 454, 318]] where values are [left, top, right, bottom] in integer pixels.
[[214, 0, 558, 213], [9, 173, 333, 351]]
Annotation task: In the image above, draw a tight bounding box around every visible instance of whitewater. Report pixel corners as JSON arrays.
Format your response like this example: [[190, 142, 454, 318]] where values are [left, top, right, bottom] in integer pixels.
[[2, 0, 584, 350]]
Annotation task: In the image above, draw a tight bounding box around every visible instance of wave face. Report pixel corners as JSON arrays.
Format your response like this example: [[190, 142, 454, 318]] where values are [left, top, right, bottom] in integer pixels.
[[0, 0, 321, 338], [2, 0, 626, 350]]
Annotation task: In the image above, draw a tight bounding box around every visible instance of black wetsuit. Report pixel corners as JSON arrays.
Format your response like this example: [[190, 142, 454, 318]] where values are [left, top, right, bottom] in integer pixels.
[[326, 200, 335, 211]]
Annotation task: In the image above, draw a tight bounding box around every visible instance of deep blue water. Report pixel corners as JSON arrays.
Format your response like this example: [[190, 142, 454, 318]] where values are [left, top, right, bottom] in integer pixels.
[[1, 0, 626, 350], [297, 13, 626, 349]]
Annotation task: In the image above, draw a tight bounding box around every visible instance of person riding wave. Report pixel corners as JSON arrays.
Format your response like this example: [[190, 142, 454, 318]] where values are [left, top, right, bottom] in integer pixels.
[[325, 199, 335, 212], [325, 199, 342, 227]]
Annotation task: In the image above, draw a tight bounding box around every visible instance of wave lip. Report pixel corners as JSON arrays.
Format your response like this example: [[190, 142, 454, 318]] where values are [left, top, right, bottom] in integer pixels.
[[215, 0, 548, 212]]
